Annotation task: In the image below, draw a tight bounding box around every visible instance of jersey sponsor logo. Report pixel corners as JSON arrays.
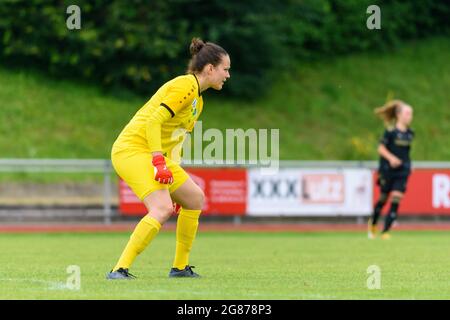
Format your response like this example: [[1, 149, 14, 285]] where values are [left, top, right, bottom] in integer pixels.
[[394, 139, 411, 146], [191, 99, 198, 116], [395, 131, 413, 141]]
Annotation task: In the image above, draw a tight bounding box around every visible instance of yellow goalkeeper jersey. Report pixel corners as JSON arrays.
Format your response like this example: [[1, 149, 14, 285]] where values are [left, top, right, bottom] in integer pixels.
[[112, 74, 203, 163]]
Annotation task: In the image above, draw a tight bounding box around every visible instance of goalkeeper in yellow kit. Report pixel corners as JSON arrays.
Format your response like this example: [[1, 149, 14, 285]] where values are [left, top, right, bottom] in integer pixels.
[[107, 38, 230, 279]]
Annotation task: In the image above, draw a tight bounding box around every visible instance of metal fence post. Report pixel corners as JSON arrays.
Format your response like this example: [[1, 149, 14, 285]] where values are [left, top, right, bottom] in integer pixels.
[[103, 160, 113, 225], [233, 216, 242, 225]]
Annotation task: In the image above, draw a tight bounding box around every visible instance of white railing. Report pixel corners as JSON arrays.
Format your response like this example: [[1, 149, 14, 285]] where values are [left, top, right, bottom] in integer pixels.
[[1, 159, 450, 224], [181, 160, 450, 169], [0, 159, 113, 224]]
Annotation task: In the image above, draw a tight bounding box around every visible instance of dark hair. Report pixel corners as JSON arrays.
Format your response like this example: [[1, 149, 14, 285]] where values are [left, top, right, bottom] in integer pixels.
[[187, 37, 228, 73]]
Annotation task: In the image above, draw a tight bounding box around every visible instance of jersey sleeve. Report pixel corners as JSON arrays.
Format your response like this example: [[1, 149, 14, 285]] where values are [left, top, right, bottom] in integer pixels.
[[160, 77, 196, 117], [146, 106, 173, 153], [379, 129, 393, 146]]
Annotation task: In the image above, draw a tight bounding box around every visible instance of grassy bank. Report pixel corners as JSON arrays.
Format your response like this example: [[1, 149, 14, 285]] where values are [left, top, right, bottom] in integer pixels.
[[1, 36, 449, 165]]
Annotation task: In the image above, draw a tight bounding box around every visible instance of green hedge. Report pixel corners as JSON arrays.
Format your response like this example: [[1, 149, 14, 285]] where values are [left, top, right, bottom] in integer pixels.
[[1, 0, 449, 98]]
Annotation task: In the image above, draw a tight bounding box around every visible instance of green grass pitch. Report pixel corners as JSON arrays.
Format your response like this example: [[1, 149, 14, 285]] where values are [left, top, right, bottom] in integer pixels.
[[1, 230, 450, 299]]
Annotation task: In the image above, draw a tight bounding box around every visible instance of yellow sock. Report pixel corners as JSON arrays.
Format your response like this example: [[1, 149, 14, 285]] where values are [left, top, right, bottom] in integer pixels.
[[113, 215, 161, 271], [172, 208, 201, 270]]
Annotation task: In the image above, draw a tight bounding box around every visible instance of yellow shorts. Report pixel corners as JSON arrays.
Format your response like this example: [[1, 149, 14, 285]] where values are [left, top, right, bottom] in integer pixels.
[[111, 148, 189, 200]]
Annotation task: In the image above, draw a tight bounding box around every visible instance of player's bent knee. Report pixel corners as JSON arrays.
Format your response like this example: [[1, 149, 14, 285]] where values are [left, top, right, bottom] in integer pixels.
[[391, 191, 404, 199], [149, 203, 174, 222], [184, 190, 204, 210], [196, 190, 205, 209], [192, 190, 205, 210]]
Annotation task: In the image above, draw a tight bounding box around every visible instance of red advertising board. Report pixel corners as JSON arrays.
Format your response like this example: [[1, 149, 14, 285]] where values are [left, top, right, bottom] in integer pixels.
[[373, 169, 450, 215], [119, 168, 247, 216]]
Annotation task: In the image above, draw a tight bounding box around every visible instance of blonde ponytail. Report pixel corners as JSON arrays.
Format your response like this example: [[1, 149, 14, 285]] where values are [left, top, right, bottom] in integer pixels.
[[374, 100, 406, 127]]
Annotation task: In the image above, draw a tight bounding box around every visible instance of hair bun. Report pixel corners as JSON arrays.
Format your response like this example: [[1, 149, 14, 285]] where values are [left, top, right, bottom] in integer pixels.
[[190, 37, 205, 56]]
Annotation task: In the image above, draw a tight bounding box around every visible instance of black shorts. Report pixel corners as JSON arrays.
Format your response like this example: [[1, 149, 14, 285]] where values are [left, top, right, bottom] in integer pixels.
[[377, 172, 409, 194]]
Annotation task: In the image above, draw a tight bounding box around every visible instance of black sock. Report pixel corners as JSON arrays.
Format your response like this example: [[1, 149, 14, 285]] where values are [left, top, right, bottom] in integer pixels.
[[383, 198, 400, 233], [371, 194, 387, 225]]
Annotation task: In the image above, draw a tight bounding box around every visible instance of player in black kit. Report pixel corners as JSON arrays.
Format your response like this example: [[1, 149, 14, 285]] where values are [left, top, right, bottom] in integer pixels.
[[368, 100, 414, 240]]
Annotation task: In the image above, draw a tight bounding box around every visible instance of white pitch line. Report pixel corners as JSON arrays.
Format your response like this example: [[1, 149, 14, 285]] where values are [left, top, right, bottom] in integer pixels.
[[0, 278, 74, 291], [0, 278, 336, 299]]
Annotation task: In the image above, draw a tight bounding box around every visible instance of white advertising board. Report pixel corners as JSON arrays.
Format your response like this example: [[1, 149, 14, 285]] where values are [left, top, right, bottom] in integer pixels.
[[247, 168, 372, 216]]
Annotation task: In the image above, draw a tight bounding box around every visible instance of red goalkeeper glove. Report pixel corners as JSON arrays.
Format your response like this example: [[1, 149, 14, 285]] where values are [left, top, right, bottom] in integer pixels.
[[173, 202, 181, 214], [152, 154, 173, 184]]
